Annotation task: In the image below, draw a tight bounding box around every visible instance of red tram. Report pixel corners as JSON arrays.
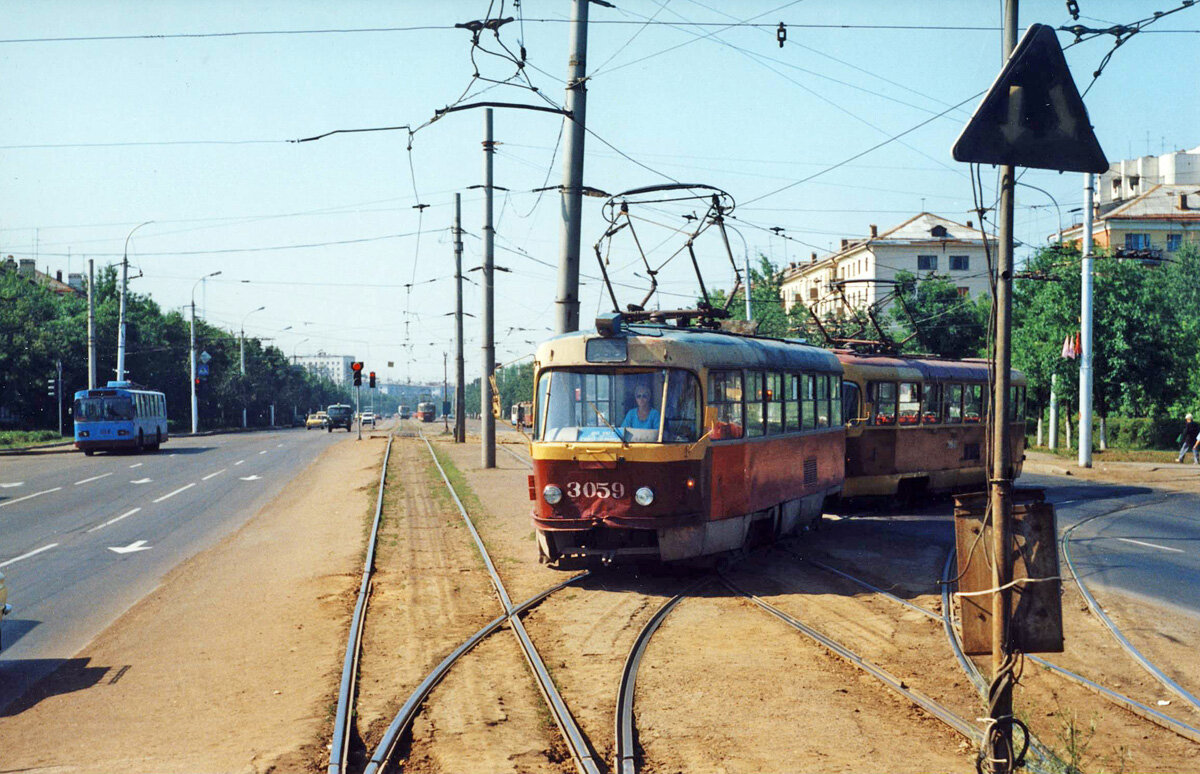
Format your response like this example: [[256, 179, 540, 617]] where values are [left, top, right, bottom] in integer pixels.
[[416, 402, 436, 422], [837, 352, 1026, 499], [528, 321, 845, 565]]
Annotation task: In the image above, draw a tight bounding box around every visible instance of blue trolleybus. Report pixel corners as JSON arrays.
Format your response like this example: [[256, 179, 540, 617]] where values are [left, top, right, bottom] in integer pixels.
[[73, 381, 169, 455]]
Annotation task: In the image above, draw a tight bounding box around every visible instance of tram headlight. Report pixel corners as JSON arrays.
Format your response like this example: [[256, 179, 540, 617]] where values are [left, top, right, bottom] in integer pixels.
[[635, 487, 655, 506], [543, 485, 563, 505]]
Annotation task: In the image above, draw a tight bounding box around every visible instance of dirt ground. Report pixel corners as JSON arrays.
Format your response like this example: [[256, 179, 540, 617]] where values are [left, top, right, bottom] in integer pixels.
[[3, 431, 1199, 773]]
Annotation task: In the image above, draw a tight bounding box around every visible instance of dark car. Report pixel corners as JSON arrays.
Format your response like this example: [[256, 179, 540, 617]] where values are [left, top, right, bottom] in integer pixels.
[[326, 404, 353, 432]]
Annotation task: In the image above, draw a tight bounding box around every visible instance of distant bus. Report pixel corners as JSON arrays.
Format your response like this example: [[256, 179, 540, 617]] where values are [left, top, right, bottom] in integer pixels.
[[416, 402, 436, 422], [73, 381, 168, 455]]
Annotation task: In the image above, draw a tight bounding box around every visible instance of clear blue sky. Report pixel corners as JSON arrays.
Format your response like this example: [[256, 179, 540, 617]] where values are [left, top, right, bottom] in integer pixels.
[[2, 1, 1197, 384]]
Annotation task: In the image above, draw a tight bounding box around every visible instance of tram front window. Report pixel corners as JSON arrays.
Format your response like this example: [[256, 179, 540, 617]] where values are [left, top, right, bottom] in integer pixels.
[[536, 368, 700, 443]]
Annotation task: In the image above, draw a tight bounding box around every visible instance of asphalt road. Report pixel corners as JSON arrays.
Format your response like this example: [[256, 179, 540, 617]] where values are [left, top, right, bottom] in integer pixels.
[[0, 425, 348, 712]]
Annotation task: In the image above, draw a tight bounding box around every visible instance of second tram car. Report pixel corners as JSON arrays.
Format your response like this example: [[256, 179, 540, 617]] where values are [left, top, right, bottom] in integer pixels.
[[416, 402, 436, 422], [837, 352, 1026, 499], [529, 320, 845, 565]]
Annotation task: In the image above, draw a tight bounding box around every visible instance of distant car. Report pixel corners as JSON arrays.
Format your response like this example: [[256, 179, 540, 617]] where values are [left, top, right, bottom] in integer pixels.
[[361, 412, 376, 427], [305, 411, 329, 430], [1, 571, 10, 649]]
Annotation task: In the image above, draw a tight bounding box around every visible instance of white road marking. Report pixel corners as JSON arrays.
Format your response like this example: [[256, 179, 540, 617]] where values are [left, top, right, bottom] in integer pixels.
[[1116, 537, 1184, 554], [202, 469, 226, 481], [0, 482, 23, 488], [258, 450, 267, 455], [0, 487, 63, 509], [129, 462, 143, 469], [109, 540, 152, 554], [235, 460, 245, 466], [169, 454, 177, 457], [74, 472, 114, 486], [0, 543, 59, 568], [152, 483, 195, 503], [239, 475, 262, 481], [87, 508, 142, 533], [130, 478, 152, 484], [276, 443, 283, 448]]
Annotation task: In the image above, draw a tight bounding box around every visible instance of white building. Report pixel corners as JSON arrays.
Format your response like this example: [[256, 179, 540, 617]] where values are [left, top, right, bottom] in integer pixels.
[[1098, 145, 1200, 205], [295, 353, 355, 385], [779, 213, 995, 319]]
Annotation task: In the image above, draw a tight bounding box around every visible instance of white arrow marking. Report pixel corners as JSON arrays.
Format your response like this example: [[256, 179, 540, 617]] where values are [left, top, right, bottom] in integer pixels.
[[276, 443, 284, 448], [0, 487, 63, 509], [0, 543, 59, 569], [109, 540, 152, 554], [235, 460, 245, 466], [202, 469, 226, 481], [74, 472, 113, 486], [129, 462, 143, 469], [239, 475, 262, 481], [87, 508, 142, 533], [1116, 537, 1184, 554], [152, 483, 195, 503], [258, 450, 267, 455], [130, 478, 152, 485], [0, 482, 23, 489]]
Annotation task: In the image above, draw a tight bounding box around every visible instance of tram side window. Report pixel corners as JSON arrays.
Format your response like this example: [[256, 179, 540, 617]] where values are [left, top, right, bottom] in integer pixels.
[[872, 381, 897, 425], [831, 377, 842, 429], [708, 370, 744, 439], [922, 383, 941, 424], [944, 384, 963, 424], [841, 380, 861, 425], [1009, 385, 1026, 421], [964, 384, 984, 423], [802, 374, 817, 430], [765, 372, 783, 434], [785, 373, 802, 431], [745, 371, 765, 437], [816, 374, 830, 428], [898, 382, 920, 425], [663, 371, 701, 442]]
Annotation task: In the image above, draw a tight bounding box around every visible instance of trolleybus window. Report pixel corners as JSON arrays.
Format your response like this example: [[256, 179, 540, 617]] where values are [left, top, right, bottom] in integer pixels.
[[841, 380, 860, 425], [765, 373, 783, 435], [964, 384, 984, 423], [802, 374, 817, 430], [745, 371, 765, 437], [707, 369, 744, 439], [785, 373, 802, 431], [74, 395, 134, 421], [536, 368, 697, 443], [871, 381, 896, 425], [898, 382, 920, 425], [921, 383, 941, 424], [943, 384, 963, 423]]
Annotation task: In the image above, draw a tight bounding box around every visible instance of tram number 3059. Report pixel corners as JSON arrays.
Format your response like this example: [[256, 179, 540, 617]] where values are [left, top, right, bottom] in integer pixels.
[[566, 481, 626, 499]]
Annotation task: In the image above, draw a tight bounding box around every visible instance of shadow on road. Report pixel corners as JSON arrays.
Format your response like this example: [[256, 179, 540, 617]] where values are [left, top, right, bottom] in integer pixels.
[[0, 656, 115, 717]]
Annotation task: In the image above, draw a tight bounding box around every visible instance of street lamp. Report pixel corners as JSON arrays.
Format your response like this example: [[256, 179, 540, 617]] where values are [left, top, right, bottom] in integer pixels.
[[292, 338, 309, 365], [240, 305, 266, 428], [190, 270, 222, 434], [116, 220, 153, 383]]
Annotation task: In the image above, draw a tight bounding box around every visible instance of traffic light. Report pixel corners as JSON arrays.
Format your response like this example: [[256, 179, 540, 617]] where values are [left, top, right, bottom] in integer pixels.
[[47, 374, 56, 397], [351, 361, 363, 387], [369, 371, 376, 388]]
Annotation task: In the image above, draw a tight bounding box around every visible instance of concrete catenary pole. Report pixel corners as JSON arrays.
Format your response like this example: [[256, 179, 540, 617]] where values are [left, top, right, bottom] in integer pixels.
[[482, 109, 497, 468], [1048, 373, 1058, 450], [190, 301, 198, 434], [454, 193, 466, 443], [1079, 174, 1095, 467], [117, 255, 129, 383], [987, 1, 1018, 768], [554, 0, 589, 334], [87, 258, 96, 389]]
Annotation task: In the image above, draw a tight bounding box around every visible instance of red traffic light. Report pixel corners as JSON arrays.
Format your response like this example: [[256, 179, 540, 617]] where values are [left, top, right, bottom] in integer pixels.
[[369, 371, 376, 388], [351, 361, 364, 372]]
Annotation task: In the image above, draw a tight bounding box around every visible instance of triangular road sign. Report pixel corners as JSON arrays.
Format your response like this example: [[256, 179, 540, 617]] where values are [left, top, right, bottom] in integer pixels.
[[952, 23, 1107, 173]]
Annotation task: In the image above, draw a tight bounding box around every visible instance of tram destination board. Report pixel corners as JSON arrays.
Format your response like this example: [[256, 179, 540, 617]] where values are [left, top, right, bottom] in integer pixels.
[[953, 488, 1064, 655]]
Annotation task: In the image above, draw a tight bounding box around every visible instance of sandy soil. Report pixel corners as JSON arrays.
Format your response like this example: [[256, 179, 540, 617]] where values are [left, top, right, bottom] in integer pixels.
[[0, 433, 386, 773]]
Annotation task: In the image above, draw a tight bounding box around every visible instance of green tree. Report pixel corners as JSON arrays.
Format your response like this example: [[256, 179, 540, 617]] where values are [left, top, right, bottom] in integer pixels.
[[890, 270, 989, 359]]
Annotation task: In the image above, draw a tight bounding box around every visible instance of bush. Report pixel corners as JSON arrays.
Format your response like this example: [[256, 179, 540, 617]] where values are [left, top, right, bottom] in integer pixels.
[[1028, 414, 1183, 450], [0, 429, 63, 448]]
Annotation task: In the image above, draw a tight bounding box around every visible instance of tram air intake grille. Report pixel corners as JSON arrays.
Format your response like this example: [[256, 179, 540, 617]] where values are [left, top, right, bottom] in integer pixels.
[[804, 457, 818, 485]]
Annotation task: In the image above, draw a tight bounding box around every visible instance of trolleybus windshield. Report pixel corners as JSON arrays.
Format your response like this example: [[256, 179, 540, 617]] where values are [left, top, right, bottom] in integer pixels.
[[536, 368, 700, 443], [74, 396, 134, 421]]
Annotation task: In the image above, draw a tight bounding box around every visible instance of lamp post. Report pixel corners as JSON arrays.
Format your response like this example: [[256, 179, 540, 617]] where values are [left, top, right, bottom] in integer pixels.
[[116, 220, 153, 383], [240, 305, 266, 428], [292, 337, 308, 365], [190, 270, 222, 434]]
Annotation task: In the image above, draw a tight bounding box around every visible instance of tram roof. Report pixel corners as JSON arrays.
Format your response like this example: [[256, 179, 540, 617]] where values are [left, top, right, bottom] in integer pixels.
[[536, 325, 842, 373], [835, 351, 1024, 383]]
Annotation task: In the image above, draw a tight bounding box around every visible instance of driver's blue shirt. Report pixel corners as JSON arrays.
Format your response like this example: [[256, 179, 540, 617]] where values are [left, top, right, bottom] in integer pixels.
[[621, 408, 660, 429]]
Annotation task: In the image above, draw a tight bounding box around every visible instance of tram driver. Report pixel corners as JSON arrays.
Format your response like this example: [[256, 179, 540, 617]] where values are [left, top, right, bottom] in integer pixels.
[[621, 382, 661, 430]]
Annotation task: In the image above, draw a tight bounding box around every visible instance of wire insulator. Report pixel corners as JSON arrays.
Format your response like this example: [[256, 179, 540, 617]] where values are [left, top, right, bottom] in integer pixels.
[[777, 22, 787, 47]]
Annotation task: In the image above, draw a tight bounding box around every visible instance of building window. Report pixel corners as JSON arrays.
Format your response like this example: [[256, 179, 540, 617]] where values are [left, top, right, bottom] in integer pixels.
[[809, 287, 818, 300], [1167, 234, 1182, 252], [957, 287, 969, 298], [1125, 233, 1151, 250], [917, 255, 937, 271], [949, 255, 969, 271]]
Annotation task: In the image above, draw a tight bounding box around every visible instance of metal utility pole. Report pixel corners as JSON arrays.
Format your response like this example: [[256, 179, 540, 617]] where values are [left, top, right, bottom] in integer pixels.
[[117, 221, 152, 383], [55, 359, 63, 437], [356, 384, 362, 441], [553, 0, 589, 334], [454, 193, 466, 443], [482, 108, 497, 468], [240, 305, 265, 428], [190, 301, 199, 434], [443, 352, 449, 433], [87, 258, 96, 389], [744, 249, 753, 321], [988, 1, 1018, 769], [1079, 173, 1095, 468]]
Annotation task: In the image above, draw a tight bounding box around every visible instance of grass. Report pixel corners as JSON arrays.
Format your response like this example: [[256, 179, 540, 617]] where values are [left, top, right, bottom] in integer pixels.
[[1029, 445, 1187, 464], [0, 429, 67, 448]]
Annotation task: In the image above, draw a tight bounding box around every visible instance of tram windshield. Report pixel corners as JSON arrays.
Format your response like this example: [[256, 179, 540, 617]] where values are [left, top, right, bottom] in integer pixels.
[[536, 368, 701, 443]]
